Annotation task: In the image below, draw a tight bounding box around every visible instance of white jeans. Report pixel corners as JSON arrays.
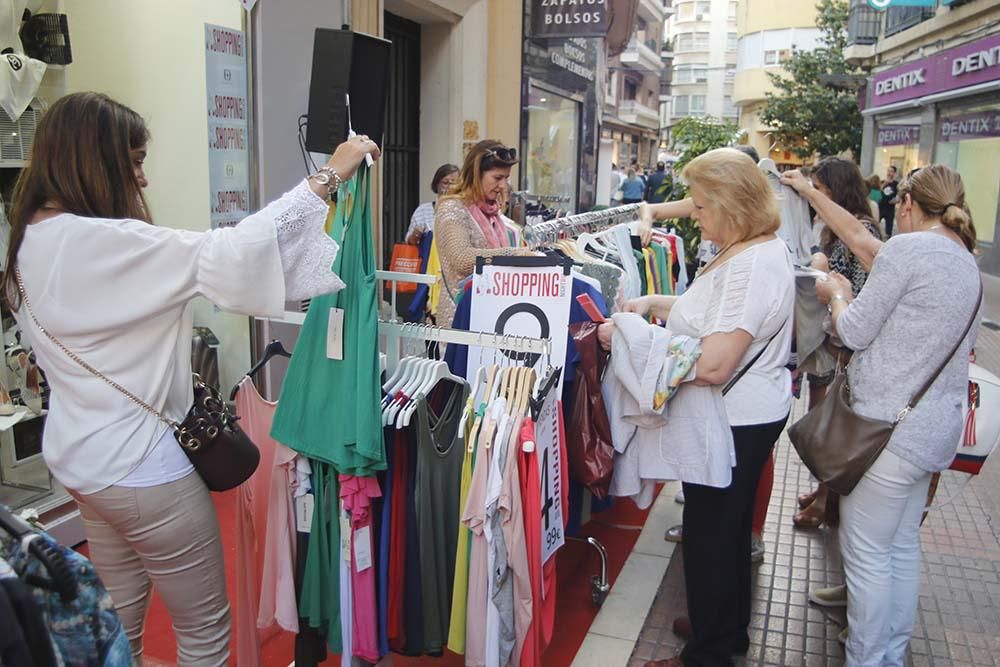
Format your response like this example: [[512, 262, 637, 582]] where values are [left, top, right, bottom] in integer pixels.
[[839, 448, 931, 667]]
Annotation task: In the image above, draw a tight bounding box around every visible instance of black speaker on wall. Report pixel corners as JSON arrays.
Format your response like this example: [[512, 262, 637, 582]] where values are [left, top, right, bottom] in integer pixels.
[[305, 29, 391, 154]]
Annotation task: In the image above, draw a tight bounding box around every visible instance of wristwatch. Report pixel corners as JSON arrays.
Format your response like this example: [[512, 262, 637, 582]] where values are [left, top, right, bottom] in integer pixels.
[[827, 293, 847, 314], [308, 166, 343, 194]]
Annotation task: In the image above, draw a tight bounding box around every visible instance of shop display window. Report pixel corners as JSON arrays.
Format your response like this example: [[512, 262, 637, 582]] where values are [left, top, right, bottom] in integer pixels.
[[525, 86, 580, 212], [934, 99, 1000, 246], [872, 113, 921, 182]]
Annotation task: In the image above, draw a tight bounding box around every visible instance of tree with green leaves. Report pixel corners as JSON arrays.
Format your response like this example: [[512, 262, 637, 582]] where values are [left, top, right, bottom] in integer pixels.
[[662, 116, 741, 263], [759, 0, 863, 160]]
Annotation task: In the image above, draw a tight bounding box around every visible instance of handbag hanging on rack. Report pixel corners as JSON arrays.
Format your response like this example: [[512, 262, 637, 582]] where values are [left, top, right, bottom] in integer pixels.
[[15, 268, 260, 492], [789, 282, 982, 496]]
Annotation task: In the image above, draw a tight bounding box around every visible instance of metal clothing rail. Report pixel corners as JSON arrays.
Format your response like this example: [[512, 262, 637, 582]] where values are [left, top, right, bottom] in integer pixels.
[[378, 321, 551, 373], [375, 270, 437, 324], [523, 203, 642, 248]]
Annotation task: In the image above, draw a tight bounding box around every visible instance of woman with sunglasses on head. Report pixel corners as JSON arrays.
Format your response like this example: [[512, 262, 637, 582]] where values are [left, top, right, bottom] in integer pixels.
[[781, 164, 980, 666], [433, 139, 530, 328]]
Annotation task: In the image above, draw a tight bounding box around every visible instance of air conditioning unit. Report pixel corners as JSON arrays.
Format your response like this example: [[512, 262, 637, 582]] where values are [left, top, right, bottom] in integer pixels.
[[695, 13, 704, 20], [0, 102, 41, 166]]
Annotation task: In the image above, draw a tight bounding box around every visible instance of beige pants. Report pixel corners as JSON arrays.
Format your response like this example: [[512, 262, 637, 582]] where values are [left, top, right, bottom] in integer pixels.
[[70, 471, 231, 666]]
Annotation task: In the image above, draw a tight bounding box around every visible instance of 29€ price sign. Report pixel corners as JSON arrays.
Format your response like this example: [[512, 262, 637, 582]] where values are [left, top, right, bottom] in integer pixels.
[[531, 0, 609, 38]]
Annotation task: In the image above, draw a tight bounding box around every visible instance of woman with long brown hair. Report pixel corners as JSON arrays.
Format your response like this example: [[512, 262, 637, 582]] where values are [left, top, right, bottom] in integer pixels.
[[788, 157, 882, 531], [3, 92, 379, 665], [433, 139, 530, 328], [782, 164, 979, 666]]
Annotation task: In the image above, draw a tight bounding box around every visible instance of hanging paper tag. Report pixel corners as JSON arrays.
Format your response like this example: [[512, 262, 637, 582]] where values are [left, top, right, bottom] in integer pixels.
[[295, 494, 314, 533], [327, 308, 345, 360], [340, 512, 352, 564], [354, 525, 373, 572]]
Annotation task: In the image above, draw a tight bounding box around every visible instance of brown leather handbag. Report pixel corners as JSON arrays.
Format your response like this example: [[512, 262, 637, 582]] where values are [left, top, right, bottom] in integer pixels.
[[789, 282, 981, 496], [16, 268, 260, 492], [567, 321, 616, 500]]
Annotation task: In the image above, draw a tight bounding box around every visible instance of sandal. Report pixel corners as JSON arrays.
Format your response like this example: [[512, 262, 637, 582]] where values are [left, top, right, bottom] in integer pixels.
[[797, 488, 819, 509], [793, 502, 826, 529]]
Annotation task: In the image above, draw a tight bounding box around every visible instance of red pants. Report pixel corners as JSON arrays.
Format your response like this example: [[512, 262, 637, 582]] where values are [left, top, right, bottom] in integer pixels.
[[752, 451, 775, 535]]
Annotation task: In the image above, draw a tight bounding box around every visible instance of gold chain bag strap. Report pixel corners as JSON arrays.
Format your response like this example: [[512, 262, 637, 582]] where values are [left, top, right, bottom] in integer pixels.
[[15, 267, 259, 492], [789, 281, 982, 496]]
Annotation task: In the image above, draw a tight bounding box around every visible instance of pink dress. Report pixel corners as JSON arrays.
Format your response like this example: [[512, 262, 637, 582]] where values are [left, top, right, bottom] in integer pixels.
[[339, 474, 382, 663], [234, 377, 283, 664], [247, 378, 304, 634]]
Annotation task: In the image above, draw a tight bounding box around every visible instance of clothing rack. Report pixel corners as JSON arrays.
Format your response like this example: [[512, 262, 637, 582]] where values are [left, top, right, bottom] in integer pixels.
[[523, 203, 642, 249]]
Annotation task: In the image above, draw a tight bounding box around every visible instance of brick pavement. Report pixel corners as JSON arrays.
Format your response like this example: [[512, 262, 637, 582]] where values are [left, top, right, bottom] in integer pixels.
[[628, 324, 1000, 667]]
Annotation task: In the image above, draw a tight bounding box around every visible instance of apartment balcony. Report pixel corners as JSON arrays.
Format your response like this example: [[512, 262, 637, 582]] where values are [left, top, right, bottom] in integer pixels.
[[621, 38, 665, 74], [638, 0, 665, 24], [619, 100, 661, 130]]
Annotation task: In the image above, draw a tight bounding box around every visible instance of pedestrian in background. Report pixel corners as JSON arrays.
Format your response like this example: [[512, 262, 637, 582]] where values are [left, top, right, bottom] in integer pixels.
[[621, 168, 645, 204]]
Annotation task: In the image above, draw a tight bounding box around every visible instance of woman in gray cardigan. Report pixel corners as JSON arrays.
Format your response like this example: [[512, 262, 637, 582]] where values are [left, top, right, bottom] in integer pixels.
[[782, 165, 979, 666]]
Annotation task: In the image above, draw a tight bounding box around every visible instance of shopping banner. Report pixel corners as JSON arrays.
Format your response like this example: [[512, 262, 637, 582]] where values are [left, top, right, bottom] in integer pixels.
[[205, 24, 250, 229], [467, 257, 572, 398], [535, 388, 565, 565]]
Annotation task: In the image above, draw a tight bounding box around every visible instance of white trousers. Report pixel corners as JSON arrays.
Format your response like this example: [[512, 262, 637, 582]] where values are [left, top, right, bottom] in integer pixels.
[[839, 448, 931, 667]]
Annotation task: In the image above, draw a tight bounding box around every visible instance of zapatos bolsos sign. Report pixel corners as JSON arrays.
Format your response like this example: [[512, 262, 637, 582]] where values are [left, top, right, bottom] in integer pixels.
[[531, 0, 608, 38]]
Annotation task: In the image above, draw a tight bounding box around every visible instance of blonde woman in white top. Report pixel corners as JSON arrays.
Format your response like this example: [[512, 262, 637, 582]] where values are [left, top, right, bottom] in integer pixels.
[[600, 148, 794, 667], [2, 92, 380, 666]]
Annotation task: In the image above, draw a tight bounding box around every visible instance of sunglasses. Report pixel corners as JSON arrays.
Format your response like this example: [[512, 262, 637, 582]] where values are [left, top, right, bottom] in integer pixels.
[[484, 147, 517, 163]]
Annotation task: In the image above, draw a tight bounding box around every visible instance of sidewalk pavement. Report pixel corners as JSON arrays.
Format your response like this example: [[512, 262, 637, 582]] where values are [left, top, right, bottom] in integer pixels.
[[628, 310, 1000, 666]]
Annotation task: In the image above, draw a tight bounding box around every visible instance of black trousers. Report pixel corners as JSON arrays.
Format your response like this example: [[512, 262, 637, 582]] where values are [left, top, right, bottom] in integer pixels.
[[680, 416, 788, 667]]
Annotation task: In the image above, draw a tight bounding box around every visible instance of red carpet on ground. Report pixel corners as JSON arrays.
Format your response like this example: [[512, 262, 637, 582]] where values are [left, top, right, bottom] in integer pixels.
[[75, 487, 655, 666]]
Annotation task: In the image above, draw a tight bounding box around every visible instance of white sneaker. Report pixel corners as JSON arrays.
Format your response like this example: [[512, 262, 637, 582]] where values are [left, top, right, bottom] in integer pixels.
[[809, 584, 848, 607], [675, 489, 685, 504]]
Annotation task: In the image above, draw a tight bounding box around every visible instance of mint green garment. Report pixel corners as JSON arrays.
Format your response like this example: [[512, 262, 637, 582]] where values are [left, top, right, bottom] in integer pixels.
[[299, 463, 342, 653], [271, 167, 386, 475], [652, 243, 671, 295]]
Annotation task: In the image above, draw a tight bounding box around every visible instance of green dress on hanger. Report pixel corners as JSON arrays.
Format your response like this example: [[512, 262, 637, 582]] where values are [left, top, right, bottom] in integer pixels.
[[271, 166, 386, 475]]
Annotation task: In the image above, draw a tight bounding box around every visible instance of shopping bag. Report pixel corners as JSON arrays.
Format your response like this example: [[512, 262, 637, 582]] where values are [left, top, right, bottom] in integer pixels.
[[950, 362, 1000, 475], [387, 243, 422, 293]]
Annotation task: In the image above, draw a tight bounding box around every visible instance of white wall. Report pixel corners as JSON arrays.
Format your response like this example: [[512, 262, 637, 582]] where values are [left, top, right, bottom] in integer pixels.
[[63, 0, 249, 392]]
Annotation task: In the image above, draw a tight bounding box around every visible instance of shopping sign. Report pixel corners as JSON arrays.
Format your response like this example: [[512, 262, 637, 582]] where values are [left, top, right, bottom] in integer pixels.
[[469, 256, 571, 565], [535, 386, 565, 564], [468, 257, 572, 397], [531, 0, 608, 38]]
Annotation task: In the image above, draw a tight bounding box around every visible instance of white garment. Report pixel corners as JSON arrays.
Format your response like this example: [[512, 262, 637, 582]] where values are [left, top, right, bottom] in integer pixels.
[[765, 171, 813, 266], [483, 401, 509, 667], [117, 427, 194, 487], [668, 238, 794, 426], [15, 180, 343, 494], [606, 314, 733, 503], [341, 502, 354, 667], [839, 448, 931, 667], [406, 201, 435, 237]]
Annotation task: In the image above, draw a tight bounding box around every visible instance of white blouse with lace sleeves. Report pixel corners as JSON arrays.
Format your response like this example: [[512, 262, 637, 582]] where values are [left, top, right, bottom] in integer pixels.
[[14, 179, 345, 493]]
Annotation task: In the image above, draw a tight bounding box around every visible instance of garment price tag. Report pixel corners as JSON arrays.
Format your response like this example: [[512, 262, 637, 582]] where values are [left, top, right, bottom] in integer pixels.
[[327, 308, 345, 360], [295, 494, 314, 533], [354, 525, 373, 572], [340, 512, 352, 564]]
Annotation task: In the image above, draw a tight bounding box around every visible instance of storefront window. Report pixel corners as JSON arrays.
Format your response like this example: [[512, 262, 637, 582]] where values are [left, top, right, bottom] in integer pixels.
[[934, 99, 1000, 245], [872, 113, 921, 182], [525, 86, 580, 212]]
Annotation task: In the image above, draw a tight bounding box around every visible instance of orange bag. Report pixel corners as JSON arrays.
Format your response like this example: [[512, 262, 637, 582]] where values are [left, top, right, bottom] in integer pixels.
[[387, 243, 422, 293]]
